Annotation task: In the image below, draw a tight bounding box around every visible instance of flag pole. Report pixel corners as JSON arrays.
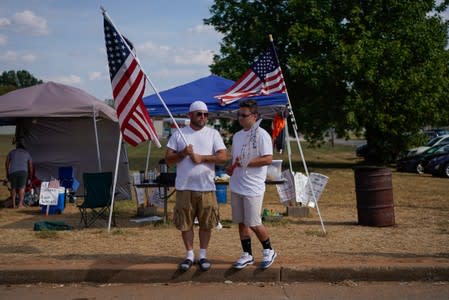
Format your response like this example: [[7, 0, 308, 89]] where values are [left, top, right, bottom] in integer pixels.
[[269, 34, 326, 234], [101, 7, 188, 147], [108, 131, 122, 232]]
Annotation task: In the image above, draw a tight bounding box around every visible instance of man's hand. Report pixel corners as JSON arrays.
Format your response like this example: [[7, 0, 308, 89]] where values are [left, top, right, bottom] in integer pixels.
[[226, 157, 240, 175], [189, 152, 203, 164], [177, 145, 192, 160], [184, 144, 204, 164]]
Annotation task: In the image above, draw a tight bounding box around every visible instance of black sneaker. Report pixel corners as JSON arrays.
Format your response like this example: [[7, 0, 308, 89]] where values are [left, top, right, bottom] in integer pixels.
[[179, 259, 193, 271], [198, 258, 211, 271]]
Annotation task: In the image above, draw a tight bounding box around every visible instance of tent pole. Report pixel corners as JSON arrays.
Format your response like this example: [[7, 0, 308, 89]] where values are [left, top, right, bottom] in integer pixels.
[[92, 107, 102, 172], [285, 95, 326, 234], [284, 116, 293, 172], [145, 140, 152, 177], [108, 132, 122, 232]]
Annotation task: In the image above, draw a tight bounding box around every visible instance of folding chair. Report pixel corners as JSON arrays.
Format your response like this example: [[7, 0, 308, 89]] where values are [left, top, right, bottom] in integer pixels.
[[58, 166, 80, 203], [78, 172, 116, 228]]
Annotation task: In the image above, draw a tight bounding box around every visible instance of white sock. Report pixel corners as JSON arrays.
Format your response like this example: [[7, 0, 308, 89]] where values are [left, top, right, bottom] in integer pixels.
[[186, 250, 194, 261], [199, 248, 207, 260]]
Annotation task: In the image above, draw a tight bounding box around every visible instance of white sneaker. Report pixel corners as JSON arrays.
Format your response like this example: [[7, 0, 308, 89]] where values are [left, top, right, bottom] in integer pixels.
[[260, 249, 277, 269], [232, 252, 254, 269]]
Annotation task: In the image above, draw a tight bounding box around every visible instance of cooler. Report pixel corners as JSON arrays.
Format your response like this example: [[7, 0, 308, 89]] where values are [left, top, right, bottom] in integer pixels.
[[215, 167, 228, 204], [41, 187, 65, 215]]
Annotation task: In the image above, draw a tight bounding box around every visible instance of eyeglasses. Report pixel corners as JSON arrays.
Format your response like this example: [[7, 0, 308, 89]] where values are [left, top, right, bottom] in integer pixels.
[[237, 112, 253, 118], [194, 112, 209, 118]]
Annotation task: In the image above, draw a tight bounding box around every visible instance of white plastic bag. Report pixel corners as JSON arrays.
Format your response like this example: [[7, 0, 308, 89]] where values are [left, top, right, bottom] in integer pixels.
[[303, 173, 329, 208], [149, 188, 170, 208], [276, 170, 295, 205], [294, 172, 309, 205], [276, 170, 328, 207], [132, 172, 146, 206]]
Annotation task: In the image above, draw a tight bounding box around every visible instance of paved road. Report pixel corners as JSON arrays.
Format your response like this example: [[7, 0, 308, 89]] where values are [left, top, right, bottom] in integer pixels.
[[1, 281, 448, 300]]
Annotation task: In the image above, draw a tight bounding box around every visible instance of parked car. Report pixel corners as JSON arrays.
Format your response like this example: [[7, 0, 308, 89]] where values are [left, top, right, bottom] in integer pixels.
[[424, 152, 449, 178], [423, 129, 449, 140], [397, 144, 449, 174], [407, 134, 449, 157], [356, 143, 368, 157]]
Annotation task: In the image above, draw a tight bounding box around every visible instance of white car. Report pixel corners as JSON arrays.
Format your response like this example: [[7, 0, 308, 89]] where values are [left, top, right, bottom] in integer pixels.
[[407, 134, 449, 157]]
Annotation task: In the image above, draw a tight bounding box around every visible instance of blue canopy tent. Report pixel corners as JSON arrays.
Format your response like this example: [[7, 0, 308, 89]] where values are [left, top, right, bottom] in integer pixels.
[[143, 74, 288, 119]]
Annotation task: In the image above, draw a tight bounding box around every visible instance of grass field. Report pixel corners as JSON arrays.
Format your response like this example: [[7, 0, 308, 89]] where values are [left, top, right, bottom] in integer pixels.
[[0, 133, 447, 211], [0, 133, 447, 266]]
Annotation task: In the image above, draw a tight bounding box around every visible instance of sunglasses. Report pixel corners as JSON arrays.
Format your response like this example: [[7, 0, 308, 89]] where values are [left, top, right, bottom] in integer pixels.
[[237, 112, 253, 118], [194, 112, 209, 117]]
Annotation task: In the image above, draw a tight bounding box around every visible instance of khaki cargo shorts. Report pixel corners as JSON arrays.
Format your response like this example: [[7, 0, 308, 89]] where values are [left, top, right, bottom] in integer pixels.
[[174, 190, 219, 231]]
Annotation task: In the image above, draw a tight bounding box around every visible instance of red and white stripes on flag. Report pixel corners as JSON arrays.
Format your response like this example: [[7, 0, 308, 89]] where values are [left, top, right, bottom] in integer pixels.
[[216, 44, 286, 105], [103, 15, 161, 147]]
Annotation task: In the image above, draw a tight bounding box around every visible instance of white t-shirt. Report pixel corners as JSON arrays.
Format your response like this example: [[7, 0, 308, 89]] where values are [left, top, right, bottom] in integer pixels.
[[229, 126, 273, 196], [167, 126, 226, 191]]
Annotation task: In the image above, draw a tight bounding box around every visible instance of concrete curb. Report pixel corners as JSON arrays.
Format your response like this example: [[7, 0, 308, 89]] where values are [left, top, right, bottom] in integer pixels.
[[281, 265, 449, 282], [1, 263, 448, 284]]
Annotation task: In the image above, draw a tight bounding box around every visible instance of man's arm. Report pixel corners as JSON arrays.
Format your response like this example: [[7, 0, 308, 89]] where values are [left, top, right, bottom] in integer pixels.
[[247, 154, 273, 167], [5, 157, 10, 179], [165, 145, 191, 166], [196, 149, 227, 164], [27, 159, 33, 179]]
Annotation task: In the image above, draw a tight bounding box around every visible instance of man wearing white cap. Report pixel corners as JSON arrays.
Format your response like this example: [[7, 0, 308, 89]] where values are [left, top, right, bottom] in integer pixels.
[[165, 100, 227, 272]]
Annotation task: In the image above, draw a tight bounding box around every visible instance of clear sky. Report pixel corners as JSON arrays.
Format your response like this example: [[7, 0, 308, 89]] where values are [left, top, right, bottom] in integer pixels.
[[0, 0, 222, 100]]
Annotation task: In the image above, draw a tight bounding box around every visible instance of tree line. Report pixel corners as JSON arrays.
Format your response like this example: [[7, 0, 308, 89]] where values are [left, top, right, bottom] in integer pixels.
[[0, 70, 42, 96], [205, 0, 449, 163]]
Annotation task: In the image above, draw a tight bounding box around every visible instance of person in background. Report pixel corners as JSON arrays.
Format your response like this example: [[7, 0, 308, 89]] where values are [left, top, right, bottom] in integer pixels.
[[165, 100, 227, 271], [5, 143, 33, 208], [226, 99, 277, 269]]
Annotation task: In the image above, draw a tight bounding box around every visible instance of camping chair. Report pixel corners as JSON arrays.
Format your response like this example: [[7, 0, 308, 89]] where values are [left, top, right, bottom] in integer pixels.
[[78, 172, 116, 228], [58, 166, 80, 203]]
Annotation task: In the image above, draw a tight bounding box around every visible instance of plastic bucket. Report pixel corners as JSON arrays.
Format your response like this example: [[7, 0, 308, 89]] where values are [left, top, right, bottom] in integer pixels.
[[267, 160, 282, 181], [215, 184, 227, 204]]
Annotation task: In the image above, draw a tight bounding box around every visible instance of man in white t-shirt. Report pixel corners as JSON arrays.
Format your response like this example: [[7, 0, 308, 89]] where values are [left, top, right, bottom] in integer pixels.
[[165, 100, 227, 272], [226, 99, 277, 269]]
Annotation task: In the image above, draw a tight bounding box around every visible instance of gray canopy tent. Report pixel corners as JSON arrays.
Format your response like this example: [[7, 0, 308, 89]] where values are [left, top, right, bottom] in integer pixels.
[[0, 82, 130, 199]]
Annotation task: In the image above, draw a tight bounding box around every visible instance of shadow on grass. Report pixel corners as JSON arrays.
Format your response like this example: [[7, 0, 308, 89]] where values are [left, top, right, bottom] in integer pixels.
[[335, 251, 449, 259], [0, 209, 176, 230], [289, 161, 372, 171], [280, 219, 358, 226], [0, 245, 42, 254]]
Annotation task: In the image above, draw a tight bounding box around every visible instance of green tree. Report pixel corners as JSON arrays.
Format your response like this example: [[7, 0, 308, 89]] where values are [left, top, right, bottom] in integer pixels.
[[205, 0, 449, 163], [0, 70, 43, 95]]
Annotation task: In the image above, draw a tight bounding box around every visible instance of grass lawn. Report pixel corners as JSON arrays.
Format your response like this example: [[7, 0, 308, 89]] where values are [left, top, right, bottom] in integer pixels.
[[0, 133, 447, 266]]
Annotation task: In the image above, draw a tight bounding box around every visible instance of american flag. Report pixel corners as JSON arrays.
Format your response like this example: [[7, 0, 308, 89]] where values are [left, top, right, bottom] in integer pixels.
[[103, 16, 160, 147], [216, 44, 286, 105]]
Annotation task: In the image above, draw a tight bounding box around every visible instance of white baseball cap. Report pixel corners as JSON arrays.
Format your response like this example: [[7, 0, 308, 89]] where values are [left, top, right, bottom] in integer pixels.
[[189, 100, 208, 112]]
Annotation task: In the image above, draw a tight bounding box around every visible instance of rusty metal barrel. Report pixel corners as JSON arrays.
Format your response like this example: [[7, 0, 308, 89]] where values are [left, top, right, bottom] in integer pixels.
[[354, 167, 395, 226]]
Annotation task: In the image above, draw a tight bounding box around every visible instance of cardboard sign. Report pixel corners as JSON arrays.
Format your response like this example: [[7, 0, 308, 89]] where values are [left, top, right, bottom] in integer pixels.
[[39, 182, 60, 206]]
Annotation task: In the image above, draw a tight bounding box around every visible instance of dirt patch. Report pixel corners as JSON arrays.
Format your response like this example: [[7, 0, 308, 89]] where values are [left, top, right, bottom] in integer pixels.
[[0, 170, 448, 268]]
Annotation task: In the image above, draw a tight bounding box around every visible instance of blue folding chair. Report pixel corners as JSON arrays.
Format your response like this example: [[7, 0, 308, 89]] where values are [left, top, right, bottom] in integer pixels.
[[58, 166, 80, 203]]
